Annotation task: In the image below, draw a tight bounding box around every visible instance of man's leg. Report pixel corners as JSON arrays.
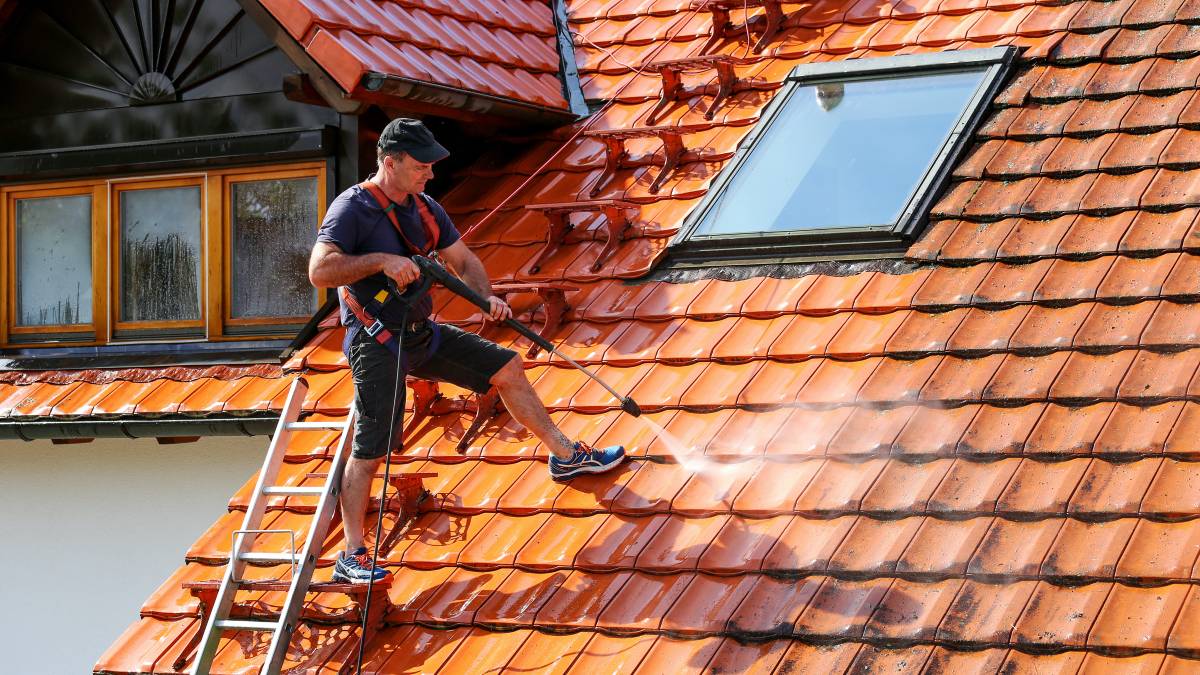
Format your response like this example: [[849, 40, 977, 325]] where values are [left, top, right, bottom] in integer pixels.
[[489, 355, 575, 460], [333, 333, 397, 582], [339, 454, 384, 552]]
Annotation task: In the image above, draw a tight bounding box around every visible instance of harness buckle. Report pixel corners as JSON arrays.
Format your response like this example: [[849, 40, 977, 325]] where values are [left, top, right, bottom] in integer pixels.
[[364, 319, 386, 337]]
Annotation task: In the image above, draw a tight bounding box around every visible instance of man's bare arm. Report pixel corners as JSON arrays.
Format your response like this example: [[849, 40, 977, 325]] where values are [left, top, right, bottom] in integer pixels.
[[308, 241, 420, 288], [438, 240, 492, 298], [438, 240, 512, 321]]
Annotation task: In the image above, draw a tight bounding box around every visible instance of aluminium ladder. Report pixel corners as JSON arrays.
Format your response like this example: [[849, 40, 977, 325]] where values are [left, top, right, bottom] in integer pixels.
[[189, 377, 354, 675]]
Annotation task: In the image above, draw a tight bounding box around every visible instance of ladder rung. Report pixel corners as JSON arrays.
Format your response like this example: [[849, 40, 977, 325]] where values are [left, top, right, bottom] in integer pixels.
[[286, 420, 345, 430], [239, 552, 302, 564], [262, 486, 325, 496], [215, 619, 278, 631]]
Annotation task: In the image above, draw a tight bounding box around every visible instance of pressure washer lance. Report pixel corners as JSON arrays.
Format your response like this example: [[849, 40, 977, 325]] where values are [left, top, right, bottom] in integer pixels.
[[412, 254, 642, 417]]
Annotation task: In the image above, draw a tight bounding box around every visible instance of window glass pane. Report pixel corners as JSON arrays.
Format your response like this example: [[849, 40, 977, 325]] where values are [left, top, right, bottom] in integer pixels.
[[15, 194, 92, 326], [696, 69, 987, 236], [119, 186, 202, 322], [230, 177, 319, 318]]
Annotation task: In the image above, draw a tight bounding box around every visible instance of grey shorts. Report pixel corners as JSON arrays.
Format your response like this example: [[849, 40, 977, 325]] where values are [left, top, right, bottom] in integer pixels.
[[347, 322, 517, 459]]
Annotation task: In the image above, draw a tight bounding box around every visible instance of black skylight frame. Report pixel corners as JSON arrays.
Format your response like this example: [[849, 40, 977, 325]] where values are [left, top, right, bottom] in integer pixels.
[[670, 47, 1017, 264]]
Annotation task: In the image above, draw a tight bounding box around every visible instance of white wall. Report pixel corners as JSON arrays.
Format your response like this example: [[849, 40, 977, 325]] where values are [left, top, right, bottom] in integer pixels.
[[0, 436, 265, 674]]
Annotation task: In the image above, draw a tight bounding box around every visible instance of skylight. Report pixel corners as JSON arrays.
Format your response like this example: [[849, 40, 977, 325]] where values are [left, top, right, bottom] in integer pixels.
[[674, 48, 1016, 262]]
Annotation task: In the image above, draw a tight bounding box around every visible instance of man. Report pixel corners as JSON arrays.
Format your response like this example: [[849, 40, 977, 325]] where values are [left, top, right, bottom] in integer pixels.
[[309, 118, 626, 584]]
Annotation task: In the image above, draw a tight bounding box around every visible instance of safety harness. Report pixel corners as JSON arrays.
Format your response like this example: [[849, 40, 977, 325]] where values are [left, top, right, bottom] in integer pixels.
[[339, 180, 440, 351]]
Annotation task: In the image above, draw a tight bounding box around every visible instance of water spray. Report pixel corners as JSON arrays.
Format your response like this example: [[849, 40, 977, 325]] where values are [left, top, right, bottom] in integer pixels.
[[412, 255, 643, 417]]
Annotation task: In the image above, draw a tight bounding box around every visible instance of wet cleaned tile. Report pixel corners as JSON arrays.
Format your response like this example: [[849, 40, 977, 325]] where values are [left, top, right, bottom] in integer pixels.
[[515, 513, 609, 571], [611, 460, 693, 515], [893, 405, 978, 457], [474, 570, 570, 628], [434, 628, 528, 672], [863, 578, 964, 643], [794, 458, 889, 515], [401, 512, 497, 569], [857, 358, 943, 406], [945, 306, 1029, 354], [632, 636, 724, 673], [499, 630, 593, 675], [768, 313, 851, 360], [727, 575, 822, 639], [884, 308, 967, 355], [762, 516, 857, 574], [827, 406, 916, 456], [415, 567, 514, 625], [636, 514, 728, 572], [793, 577, 892, 641], [534, 570, 632, 630], [702, 636, 790, 674], [458, 512, 551, 569], [921, 353, 1007, 403], [565, 633, 658, 673], [859, 459, 953, 514], [772, 642, 863, 675], [595, 571, 694, 632], [958, 403, 1044, 456], [660, 574, 759, 636], [764, 407, 854, 456]]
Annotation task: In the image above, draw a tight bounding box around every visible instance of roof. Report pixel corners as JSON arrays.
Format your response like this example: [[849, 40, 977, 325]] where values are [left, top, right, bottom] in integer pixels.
[[254, 0, 573, 113], [61, 0, 1200, 671]]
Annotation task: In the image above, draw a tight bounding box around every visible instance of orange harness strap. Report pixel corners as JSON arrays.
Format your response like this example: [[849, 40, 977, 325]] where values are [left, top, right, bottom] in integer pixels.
[[358, 180, 440, 255], [340, 182, 442, 346]]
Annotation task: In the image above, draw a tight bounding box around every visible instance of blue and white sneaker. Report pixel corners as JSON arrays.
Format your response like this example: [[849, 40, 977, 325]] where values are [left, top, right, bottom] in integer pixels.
[[332, 547, 390, 584], [549, 441, 626, 482]]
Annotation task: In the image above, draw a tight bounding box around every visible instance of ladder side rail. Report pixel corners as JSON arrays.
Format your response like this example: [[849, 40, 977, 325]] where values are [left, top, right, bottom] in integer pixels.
[[190, 377, 310, 675], [260, 408, 357, 675]]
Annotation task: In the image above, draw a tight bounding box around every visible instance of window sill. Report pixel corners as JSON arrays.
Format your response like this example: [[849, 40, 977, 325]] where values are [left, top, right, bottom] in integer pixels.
[[0, 339, 291, 371]]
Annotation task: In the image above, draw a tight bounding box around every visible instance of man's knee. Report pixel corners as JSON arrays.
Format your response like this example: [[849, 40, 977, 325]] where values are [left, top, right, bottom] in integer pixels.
[[346, 454, 384, 475], [490, 354, 527, 389]]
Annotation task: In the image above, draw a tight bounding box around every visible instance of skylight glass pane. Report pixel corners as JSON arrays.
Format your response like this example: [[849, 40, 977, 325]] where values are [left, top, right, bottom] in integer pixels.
[[696, 68, 987, 236], [15, 194, 92, 326]]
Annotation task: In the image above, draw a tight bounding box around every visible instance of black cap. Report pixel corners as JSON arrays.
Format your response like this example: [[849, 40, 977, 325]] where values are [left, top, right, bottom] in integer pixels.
[[377, 118, 449, 163]]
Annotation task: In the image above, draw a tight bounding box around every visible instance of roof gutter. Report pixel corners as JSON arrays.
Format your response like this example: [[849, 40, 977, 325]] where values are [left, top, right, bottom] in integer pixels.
[[359, 73, 577, 126], [0, 415, 279, 441]]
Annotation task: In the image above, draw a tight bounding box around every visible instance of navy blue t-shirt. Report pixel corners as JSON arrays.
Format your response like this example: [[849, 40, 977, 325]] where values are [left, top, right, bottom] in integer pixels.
[[316, 181, 460, 344]]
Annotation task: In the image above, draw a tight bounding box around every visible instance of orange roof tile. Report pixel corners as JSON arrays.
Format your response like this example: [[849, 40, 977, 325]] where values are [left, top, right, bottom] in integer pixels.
[[257, 0, 569, 111], [39, 0, 1200, 670]]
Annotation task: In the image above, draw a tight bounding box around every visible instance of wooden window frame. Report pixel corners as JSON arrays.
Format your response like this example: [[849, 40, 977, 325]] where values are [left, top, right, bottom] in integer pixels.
[[220, 163, 327, 333], [2, 181, 107, 346], [110, 175, 208, 337], [1, 160, 327, 348]]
